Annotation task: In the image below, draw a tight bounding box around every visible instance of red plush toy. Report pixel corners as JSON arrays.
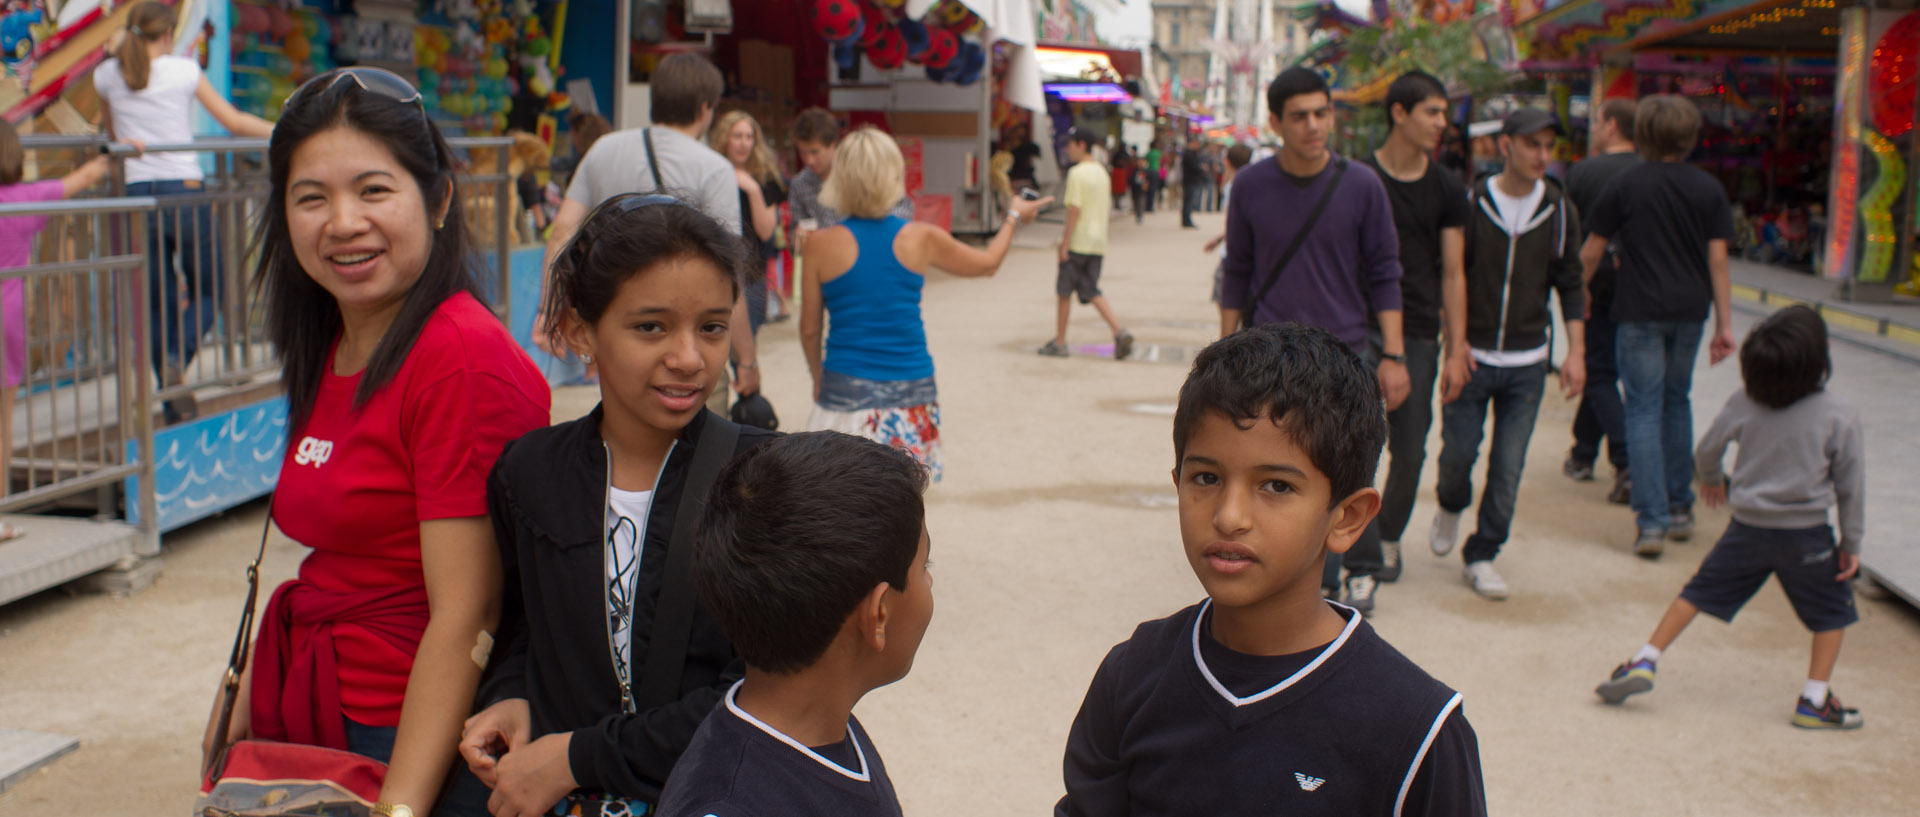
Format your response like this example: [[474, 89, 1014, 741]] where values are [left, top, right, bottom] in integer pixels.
[[860, 2, 888, 47], [867, 25, 906, 70], [923, 25, 958, 69], [813, 0, 864, 44]]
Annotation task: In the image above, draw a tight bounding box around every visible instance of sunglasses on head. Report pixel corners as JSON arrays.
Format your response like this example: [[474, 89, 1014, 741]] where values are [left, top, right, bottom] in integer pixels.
[[286, 67, 426, 118], [588, 193, 696, 220]]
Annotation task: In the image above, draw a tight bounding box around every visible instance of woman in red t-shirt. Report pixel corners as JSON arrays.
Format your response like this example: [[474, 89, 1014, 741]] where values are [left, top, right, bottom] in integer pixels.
[[201, 68, 550, 817]]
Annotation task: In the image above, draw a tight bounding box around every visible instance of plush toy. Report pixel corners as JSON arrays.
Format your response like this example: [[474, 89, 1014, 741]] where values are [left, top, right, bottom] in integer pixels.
[[859, 2, 888, 47], [813, 0, 864, 44], [867, 25, 906, 70], [898, 18, 929, 60], [950, 41, 984, 85], [922, 25, 958, 69]]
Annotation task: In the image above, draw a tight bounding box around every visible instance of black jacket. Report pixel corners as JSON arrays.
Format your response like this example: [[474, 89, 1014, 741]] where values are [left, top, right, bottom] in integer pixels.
[[1463, 175, 1585, 353], [479, 407, 777, 800]]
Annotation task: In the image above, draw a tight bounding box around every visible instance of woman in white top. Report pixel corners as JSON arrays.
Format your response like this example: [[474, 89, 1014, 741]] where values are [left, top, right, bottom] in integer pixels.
[[94, 2, 271, 416]]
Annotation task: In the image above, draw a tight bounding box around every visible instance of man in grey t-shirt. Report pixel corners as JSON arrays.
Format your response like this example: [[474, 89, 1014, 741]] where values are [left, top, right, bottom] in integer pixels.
[[537, 53, 758, 395]]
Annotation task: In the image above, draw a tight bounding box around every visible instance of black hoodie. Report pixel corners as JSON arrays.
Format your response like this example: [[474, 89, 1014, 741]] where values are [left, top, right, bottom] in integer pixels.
[[479, 407, 777, 801], [1462, 174, 1586, 353]]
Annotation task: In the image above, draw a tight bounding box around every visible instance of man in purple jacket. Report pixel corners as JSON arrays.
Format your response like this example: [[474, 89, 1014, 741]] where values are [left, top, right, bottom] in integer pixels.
[[1220, 67, 1408, 595]]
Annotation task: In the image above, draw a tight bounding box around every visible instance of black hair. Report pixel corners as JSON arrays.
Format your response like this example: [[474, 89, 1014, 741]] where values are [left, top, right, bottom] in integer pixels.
[[1173, 323, 1385, 505], [1384, 71, 1447, 124], [253, 71, 479, 431], [695, 432, 930, 675], [1068, 128, 1098, 148], [1266, 67, 1330, 119], [541, 193, 748, 351], [1740, 305, 1830, 409], [1225, 143, 1253, 169]]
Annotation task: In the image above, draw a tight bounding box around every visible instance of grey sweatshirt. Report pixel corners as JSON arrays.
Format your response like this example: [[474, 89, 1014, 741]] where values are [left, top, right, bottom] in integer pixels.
[[1694, 390, 1865, 553]]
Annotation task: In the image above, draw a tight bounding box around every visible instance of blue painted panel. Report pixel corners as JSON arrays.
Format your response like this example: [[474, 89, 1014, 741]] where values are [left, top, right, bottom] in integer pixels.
[[126, 398, 288, 532], [504, 245, 590, 386]]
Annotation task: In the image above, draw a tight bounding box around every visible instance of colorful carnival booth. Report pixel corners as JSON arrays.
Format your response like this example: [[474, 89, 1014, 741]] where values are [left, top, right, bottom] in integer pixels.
[[1518, 0, 1845, 274]]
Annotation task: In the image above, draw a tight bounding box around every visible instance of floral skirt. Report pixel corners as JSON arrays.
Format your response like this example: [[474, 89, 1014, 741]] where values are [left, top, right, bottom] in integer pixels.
[[807, 401, 944, 483]]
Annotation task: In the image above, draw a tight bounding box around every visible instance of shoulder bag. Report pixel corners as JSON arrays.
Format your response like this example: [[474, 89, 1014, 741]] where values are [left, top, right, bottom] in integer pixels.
[[1239, 157, 1349, 331], [197, 504, 387, 817]]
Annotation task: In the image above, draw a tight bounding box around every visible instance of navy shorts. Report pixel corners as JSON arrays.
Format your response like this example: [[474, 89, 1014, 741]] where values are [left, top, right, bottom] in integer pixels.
[[1057, 252, 1104, 304], [1680, 519, 1857, 632]]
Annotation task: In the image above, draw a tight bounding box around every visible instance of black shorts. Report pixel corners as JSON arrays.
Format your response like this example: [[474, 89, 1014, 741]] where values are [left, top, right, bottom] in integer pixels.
[[1680, 519, 1857, 632], [1057, 252, 1104, 304]]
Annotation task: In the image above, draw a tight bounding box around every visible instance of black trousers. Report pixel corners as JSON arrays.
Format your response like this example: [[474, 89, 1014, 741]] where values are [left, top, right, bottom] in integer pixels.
[[1572, 306, 1629, 471], [1342, 337, 1439, 580]]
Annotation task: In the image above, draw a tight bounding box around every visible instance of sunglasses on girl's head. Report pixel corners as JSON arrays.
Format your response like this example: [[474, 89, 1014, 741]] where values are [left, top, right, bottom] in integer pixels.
[[285, 67, 426, 117], [591, 193, 696, 219]]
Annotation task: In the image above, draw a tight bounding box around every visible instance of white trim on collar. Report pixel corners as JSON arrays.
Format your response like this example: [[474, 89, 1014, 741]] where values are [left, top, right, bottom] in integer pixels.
[[722, 680, 872, 782], [1190, 598, 1363, 708]]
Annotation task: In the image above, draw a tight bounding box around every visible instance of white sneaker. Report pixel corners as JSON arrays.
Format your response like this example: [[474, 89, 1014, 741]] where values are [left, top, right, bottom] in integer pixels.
[[1429, 510, 1462, 556], [1462, 561, 1510, 600]]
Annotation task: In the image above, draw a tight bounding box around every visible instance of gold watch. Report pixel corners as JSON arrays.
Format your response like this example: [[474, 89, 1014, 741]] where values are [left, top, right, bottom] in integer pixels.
[[372, 804, 416, 817]]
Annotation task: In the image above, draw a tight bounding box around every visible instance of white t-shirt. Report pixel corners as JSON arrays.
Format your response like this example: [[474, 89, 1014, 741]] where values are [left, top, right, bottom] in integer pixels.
[[94, 55, 204, 183], [606, 486, 655, 690], [1474, 178, 1550, 367]]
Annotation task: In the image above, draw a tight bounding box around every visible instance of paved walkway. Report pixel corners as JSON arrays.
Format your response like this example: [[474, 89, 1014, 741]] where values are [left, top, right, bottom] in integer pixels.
[[2, 207, 1917, 815]]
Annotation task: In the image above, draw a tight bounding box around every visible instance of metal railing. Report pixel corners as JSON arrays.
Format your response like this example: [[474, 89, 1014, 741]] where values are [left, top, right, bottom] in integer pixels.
[[0, 196, 157, 547], [0, 135, 520, 538]]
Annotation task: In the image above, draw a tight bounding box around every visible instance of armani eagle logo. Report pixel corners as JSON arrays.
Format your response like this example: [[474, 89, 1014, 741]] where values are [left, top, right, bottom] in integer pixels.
[[1293, 772, 1326, 792]]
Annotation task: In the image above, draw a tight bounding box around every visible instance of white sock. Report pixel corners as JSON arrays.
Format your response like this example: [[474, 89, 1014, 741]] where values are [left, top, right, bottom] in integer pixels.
[[1632, 644, 1662, 664], [1803, 679, 1830, 707]]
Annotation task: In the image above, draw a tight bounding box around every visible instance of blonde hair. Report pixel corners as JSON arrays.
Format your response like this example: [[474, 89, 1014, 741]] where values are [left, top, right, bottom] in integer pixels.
[[709, 110, 784, 190], [116, 2, 175, 92], [818, 127, 904, 220]]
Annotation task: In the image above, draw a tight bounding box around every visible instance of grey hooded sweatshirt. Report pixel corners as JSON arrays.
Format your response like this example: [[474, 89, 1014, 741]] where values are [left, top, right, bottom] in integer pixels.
[[1694, 389, 1865, 554]]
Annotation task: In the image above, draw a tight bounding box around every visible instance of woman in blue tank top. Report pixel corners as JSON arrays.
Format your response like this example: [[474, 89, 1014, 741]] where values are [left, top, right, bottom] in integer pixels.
[[799, 128, 1049, 481]]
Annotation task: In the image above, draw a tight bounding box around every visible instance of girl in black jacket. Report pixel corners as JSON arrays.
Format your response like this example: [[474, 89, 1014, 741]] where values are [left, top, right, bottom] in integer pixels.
[[459, 194, 778, 816]]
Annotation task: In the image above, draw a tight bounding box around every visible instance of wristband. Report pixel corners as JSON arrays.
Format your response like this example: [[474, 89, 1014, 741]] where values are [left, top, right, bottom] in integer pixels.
[[1006, 210, 1023, 226], [1380, 352, 1406, 364]]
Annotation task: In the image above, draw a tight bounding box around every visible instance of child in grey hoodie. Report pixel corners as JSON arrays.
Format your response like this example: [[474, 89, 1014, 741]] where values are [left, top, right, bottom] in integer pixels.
[[1593, 305, 1866, 729]]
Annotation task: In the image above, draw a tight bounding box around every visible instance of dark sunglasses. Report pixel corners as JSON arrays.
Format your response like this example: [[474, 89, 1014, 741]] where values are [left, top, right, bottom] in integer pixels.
[[286, 67, 427, 117]]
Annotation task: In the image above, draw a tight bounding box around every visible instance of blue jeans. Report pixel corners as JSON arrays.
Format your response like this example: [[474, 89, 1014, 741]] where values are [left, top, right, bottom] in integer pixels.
[[342, 718, 494, 817], [128, 180, 222, 377], [1435, 361, 1548, 564], [1615, 321, 1703, 531]]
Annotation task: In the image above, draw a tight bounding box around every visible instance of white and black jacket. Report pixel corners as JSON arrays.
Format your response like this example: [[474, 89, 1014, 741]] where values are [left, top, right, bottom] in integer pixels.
[[1463, 176, 1586, 353]]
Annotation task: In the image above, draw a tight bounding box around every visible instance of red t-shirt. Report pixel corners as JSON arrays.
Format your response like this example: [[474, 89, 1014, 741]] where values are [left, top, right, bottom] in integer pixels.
[[272, 291, 550, 725]]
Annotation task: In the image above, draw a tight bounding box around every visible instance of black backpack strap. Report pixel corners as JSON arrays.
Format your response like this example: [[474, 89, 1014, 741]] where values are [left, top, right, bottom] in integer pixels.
[[643, 128, 667, 193], [1242, 157, 1349, 330], [634, 413, 741, 711]]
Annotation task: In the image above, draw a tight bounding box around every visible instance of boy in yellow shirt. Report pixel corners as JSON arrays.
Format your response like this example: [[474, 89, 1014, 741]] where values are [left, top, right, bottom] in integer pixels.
[[1040, 129, 1133, 360]]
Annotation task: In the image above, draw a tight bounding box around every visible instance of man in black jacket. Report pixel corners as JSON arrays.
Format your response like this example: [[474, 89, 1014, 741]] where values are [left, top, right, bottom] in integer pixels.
[[1429, 109, 1586, 601], [1563, 97, 1640, 505]]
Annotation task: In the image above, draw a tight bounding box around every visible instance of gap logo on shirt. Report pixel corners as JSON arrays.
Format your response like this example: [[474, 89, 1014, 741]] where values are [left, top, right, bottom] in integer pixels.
[[293, 436, 334, 467]]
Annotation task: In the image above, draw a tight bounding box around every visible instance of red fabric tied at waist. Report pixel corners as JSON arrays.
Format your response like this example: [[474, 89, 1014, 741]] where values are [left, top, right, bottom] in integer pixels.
[[249, 579, 431, 751]]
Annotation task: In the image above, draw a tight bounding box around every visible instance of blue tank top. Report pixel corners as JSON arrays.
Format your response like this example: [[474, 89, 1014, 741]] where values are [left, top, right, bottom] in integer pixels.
[[822, 216, 934, 382]]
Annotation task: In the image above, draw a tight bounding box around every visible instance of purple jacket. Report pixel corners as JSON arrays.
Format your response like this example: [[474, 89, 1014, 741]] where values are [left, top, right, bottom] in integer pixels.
[[1221, 155, 1403, 349]]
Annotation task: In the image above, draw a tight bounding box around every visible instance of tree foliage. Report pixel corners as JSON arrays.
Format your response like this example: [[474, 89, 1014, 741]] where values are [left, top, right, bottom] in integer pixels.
[[1333, 15, 1511, 150]]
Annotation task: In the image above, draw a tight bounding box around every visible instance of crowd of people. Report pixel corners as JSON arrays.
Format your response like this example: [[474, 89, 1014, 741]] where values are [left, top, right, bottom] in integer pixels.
[[71, 25, 1861, 817]]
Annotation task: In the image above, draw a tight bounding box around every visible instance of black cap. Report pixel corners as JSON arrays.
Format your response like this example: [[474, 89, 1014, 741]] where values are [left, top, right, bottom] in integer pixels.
[[1502, 108, 1563, 137], [729, 392, 779, 430]]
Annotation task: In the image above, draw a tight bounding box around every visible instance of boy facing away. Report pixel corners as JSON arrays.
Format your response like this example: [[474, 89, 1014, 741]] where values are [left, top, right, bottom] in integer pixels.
[[1596, 306, 1867, 729], [1056, 324, 1487, 817], [657, 432, 934, 816]]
